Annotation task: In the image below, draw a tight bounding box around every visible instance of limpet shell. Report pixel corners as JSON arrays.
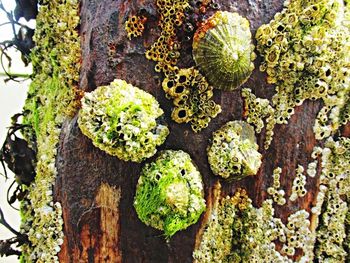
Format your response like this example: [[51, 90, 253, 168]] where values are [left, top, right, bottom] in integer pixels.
[[193, 11, 255, 91]]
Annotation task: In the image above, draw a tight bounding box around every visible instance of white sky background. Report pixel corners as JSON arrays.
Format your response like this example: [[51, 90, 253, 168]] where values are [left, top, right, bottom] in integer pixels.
[[0, 0, 34, 262]]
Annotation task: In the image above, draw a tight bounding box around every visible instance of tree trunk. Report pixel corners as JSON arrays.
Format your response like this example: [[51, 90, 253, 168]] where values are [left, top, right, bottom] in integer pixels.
[[53, 0, 350, 262]]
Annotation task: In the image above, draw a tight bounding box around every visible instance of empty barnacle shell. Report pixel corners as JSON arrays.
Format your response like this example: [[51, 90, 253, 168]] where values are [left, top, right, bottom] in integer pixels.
[[192, 11, 256, 91]]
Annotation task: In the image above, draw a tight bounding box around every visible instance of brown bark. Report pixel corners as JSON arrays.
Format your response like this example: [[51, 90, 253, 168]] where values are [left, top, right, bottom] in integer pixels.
[[54, 0, 348, 262]]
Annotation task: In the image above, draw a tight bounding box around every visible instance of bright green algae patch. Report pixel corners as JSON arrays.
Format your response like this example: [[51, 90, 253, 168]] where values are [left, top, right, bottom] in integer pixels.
[[134, 150, 206, 238], [78, 79, 169, 162], [20, 0, 81, 262], [207, 121, 262, 180]]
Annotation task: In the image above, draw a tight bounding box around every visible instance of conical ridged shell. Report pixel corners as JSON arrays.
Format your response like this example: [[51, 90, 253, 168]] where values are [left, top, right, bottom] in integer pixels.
[[193, 11, 255, 91]]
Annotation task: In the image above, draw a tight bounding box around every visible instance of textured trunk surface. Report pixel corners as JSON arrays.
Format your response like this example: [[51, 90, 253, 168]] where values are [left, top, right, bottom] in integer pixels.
[[54, 0, 349, 262]]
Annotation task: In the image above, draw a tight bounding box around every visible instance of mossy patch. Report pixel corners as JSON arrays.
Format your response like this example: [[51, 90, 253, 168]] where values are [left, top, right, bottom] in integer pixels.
[[134, 150, 206, 238]]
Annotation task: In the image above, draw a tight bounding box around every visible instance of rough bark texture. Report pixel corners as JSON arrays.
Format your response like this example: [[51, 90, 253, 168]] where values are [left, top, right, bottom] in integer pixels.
[[54, 0, 348, 262]]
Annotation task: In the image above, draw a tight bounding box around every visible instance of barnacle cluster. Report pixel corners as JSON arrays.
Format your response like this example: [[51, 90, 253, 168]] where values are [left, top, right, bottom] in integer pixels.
[[313, 137, 350, 261], [78, 79, 169, 163], [134, 150, 206, 238], [145, 0, 189, 76], [289, 165, 307, 202], [141, 0, 222, 131], [193, 187, 253, 262], [207, 121, 262, 180], [313, 1, 350, 139], [267, 167, 286, 206], [194, 185, 315, 262], [20, 0, 81, 262], [193, 11, 255, 90], [162, 67, 221, 132], [125, 15, 147, 40], [242, 88, 275, 149], [256, 0, 350, 131]]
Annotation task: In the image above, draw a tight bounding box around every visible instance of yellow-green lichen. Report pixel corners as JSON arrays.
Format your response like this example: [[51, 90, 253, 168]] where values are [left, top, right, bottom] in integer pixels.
[[162, 67, 221, 132], [242, 88, 276, 149], [134, 150, 206, 238], [20, 0, 81, 262], [256, 0, 350, 135], [207, 121, 262, 180], [78, 79, 169, 163], [193, 11, 256, 90]]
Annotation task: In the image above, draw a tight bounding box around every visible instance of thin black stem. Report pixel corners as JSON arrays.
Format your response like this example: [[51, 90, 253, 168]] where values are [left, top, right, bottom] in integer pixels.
[[0, 207, 21, 236]]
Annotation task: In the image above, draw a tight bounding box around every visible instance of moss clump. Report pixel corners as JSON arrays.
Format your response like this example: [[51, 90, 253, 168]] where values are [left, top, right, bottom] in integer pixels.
[[20, 0, 81, 261], [134, 150, 206, 238], [207, 121, 262, 180], [78, 79, 169, 162], [193, 11, 255, 90]]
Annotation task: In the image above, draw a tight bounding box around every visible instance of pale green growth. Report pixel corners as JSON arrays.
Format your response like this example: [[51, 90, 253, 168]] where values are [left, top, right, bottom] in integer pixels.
[[193, 11, 255, 90], [162, 67, 221, 132], [242, 88, 275, 149], [20, 0, 81, 262], [267, 167, 286, 205], [194, 186, 315, 262], [313, 137, 350, 261], [207, 121, 262, 180], [134, 150, 206, 238], [78, 79, 169, 162], [256, 0, 350, 135], [289, 165, 307, 202]]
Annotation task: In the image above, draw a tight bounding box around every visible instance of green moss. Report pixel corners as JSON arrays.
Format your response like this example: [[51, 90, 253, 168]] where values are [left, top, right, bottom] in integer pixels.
[[78, 79, 169, 162], [20, 0, 81, 261], [207, 121, 262, 180], [134, 150, 206, 238]]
